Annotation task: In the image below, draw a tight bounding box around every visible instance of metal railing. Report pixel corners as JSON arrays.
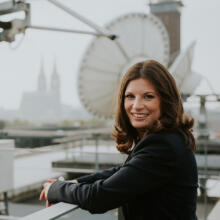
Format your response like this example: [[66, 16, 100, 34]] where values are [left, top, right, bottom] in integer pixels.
[[1, 198, 220, 220], [0, 202, 123, 220], [21, 202, 78, 220], [0, 202, 78, 220]]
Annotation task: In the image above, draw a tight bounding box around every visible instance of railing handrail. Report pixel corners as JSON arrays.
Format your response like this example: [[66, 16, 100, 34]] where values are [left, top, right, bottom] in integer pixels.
[[0, 215, 21, 220], [20, 202, 78, 220]]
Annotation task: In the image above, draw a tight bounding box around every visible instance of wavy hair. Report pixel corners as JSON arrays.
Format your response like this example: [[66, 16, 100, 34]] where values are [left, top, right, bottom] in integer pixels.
[[112, 59, 195, 154]]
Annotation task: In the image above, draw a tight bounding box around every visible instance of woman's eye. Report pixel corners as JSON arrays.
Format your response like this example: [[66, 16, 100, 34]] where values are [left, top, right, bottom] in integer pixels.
[[125, 94, 134, 98], [144, 94, 154, 99]]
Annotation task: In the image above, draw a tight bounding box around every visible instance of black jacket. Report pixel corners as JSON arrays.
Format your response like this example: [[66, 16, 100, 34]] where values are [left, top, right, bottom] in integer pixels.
[[48, 130, 198, 220]]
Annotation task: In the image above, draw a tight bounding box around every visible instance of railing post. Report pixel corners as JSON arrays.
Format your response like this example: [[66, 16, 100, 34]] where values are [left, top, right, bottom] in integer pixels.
[[94, 134, 99, 171], [0, 140, 14, 216], [3, 193, 8, 216]]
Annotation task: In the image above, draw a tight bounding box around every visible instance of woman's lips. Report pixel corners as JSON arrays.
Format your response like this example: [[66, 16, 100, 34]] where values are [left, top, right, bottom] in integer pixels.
[[131, 113, 149, 119]]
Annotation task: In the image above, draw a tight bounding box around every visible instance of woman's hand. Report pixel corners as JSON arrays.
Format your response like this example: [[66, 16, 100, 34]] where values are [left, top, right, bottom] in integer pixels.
[[39, 179, 55, 207], [39, 177, 78, 207]]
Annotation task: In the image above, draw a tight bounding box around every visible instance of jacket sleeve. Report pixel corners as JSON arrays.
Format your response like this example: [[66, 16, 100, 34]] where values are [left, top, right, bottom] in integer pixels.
[[48, 137, 176, 213], [76, 166, 121, 183]]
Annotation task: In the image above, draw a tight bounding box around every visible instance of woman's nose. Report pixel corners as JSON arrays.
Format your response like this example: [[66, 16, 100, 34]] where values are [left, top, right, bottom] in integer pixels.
[[132, 98, 144, 110]]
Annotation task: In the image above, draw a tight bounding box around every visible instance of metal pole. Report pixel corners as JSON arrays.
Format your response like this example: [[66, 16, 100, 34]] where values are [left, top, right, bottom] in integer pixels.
[[94, 134, 99, 171], [48, 0, 116, 40], [198, 95, 209, 220], [203, 140, 208, 220], [3, 192, 8, 215], [28, 25, 104, 37], [65, 142, 68, 160]]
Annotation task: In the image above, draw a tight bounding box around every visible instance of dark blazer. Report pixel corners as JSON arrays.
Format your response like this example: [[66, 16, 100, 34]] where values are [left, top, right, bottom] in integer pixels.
[[48, 130, 198, 220]]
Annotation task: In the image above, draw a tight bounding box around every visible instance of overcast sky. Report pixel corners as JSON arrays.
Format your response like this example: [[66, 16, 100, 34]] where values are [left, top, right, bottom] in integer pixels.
[[0, 0, 219, 110]]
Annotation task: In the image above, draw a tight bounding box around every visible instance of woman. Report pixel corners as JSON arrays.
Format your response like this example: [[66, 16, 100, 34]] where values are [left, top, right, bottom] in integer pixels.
[[40, 59, 198, 220]]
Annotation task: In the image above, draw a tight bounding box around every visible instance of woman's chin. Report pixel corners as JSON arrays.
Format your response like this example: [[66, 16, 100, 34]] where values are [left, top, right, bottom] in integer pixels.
[[131, 120, 151, 129]]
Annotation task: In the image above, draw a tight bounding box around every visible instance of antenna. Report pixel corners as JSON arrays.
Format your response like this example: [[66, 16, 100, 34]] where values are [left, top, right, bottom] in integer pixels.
[[0, 0, 116, 43]]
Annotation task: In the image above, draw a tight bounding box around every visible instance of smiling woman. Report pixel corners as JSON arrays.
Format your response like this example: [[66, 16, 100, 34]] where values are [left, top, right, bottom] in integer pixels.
[[124, 78, 161, 137], [113, 59, 196, 154], [40, 59, 198, 220]]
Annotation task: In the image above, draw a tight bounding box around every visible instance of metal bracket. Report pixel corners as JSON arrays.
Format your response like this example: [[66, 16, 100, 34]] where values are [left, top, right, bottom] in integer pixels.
[[0, 1, 30, 42]]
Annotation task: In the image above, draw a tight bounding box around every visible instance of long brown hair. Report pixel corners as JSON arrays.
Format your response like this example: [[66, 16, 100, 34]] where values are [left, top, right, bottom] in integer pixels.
[[112, 59, 195, 154]]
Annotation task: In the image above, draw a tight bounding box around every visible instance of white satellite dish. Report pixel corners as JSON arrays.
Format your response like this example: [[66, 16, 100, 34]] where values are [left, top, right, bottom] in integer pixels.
[[78, 13, 170, 119], [169, 41, 203, 95]]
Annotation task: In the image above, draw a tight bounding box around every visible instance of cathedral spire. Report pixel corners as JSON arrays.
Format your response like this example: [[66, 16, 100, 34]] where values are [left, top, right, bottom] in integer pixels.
[[37, 59, 47, 92], [50, 60, 60, 99]]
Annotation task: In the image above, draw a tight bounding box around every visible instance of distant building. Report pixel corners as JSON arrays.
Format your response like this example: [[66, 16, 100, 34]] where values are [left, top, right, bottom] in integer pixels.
[[19, 61, 62, 123], [18, 60, 91, 123]]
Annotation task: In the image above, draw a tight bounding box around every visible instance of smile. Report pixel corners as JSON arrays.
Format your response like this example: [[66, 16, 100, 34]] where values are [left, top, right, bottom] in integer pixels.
[[132, 113, 149, 118]]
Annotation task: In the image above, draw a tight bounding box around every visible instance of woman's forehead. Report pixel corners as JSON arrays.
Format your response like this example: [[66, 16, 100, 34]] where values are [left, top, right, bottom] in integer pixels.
[[125, 78, 157, 93]]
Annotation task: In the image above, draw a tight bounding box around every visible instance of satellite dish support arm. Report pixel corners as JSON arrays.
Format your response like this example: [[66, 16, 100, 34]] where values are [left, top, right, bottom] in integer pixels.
[[47, 0, 116, 40], [0, 0, 116, 42], [27, 25, 107, 37]]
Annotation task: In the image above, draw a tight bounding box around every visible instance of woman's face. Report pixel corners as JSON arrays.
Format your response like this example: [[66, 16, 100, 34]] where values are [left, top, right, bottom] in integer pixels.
[[124, 78, 161, 134]]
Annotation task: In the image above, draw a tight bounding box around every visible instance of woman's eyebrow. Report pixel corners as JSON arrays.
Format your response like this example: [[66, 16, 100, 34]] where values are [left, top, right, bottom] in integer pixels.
[[124, 91, 133, 94], [125, 90, 156, 94], [143, 91, 156, 94]]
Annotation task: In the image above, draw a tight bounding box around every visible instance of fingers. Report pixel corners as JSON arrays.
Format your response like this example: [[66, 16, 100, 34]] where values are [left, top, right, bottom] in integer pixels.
[[40, 187, 51, 208], [40, 181, 54, 207], [40, 182, 51, 201], [40, 177, 62, 205], [58, 176, 65, 181], [39, 189, 45, 201], [46, 200, 51, 208], [48, 179, 56, 183]]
